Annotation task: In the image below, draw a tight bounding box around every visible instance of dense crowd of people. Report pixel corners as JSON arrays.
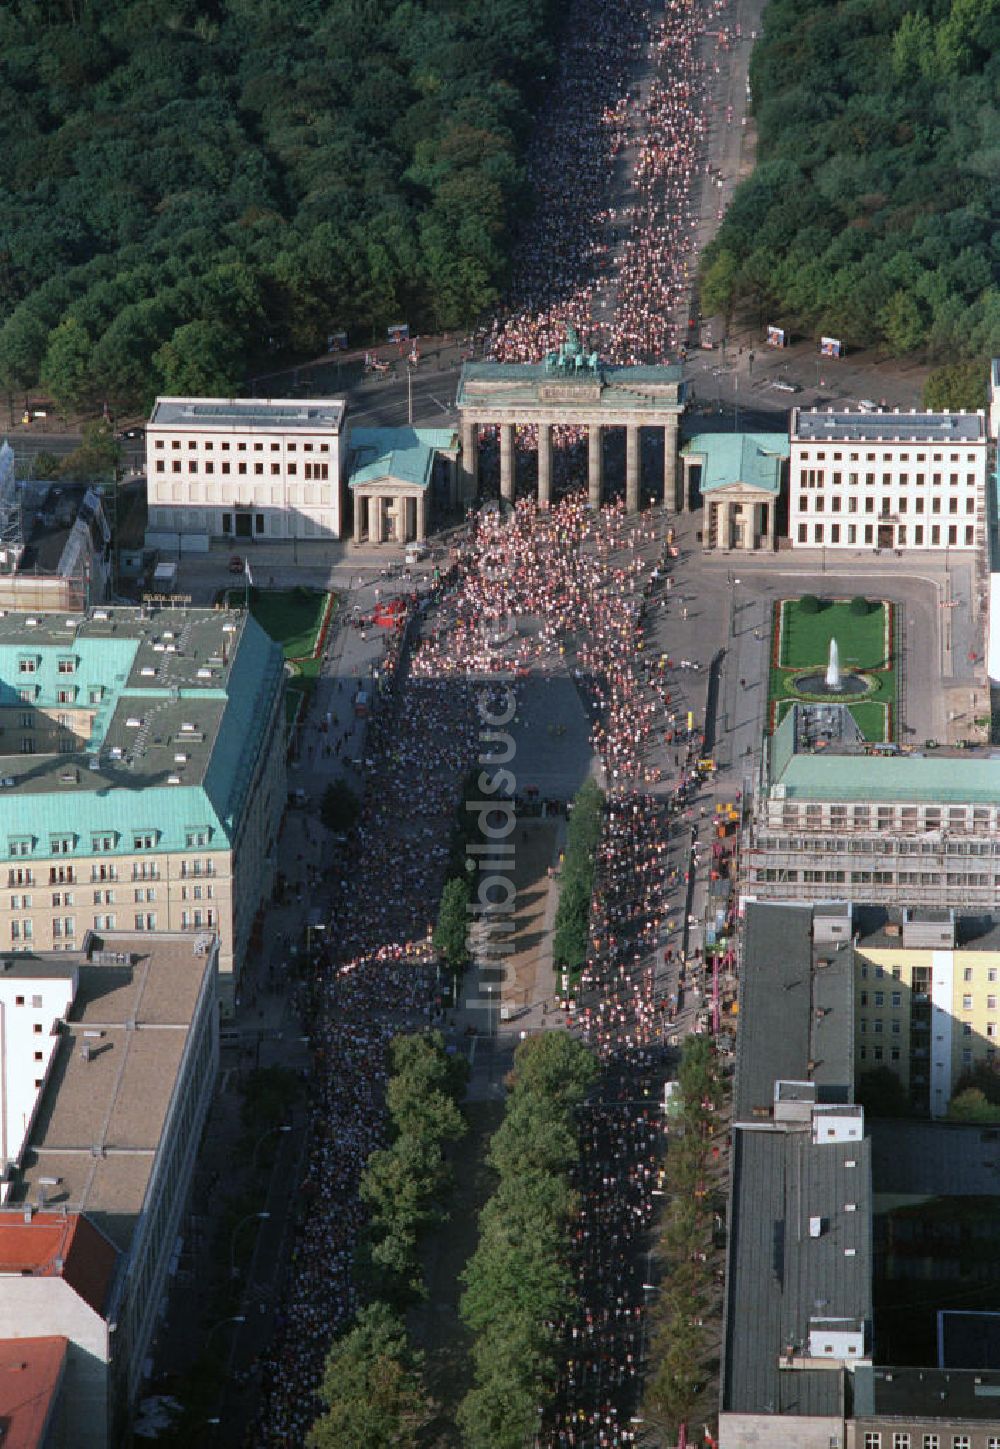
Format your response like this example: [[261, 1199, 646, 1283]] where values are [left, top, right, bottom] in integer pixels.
[[249, 0, 735, 1436], [488, 0, 708, 371], [252, 669, 478, 1445]]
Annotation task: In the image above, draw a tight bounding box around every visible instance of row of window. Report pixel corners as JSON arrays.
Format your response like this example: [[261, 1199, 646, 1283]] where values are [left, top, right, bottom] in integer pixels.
[[154, 438, 331, 452], [8, 832, 210, 857], [797, 448, 980, 463], [787, 805, 997, 827], [798, 494, 975, 514], [10, 910, 216, 941], [7, 859, 216, 886], [10, 688, 100, 707], [857, 1045, 902, 1063], [761, 828, 1000, 849], [13, 711, 80, 727], [155, 460, 331, 479], [860, 991, 906, 1008], [16, 656, 78, 674], [772, 833, 1000, 852], [754, 868, 1000, 887], [9, 884, 212, 908], [864, 1425, 999, 1446], [796, 469, 978, 488], [796, 523, 975, 546]]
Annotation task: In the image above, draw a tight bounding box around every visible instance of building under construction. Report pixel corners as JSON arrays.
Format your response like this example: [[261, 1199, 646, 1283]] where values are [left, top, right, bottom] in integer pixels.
[[0, 442, 111, 610], [746, 702, 1000, 910]]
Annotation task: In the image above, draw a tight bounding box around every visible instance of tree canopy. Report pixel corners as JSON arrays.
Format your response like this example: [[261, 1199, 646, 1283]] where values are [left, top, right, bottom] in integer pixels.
[[0, 0, 561, 411], [307, 1303, 434, 1449], [703, 0, 1000, 368], [458, 1033, 595, 1449]]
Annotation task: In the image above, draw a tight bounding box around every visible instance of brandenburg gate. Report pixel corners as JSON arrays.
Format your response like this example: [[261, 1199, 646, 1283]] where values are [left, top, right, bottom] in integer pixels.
[[456, 334, 686, 513]]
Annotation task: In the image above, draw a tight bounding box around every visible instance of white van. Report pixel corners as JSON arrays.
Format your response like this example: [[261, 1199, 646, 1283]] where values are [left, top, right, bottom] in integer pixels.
[[405, 544, 429, 565]]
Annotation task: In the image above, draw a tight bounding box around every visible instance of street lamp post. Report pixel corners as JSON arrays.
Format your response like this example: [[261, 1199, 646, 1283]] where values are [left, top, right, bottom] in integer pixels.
[[306, 920, 326, 961], [229, 1212, 270, 1279]]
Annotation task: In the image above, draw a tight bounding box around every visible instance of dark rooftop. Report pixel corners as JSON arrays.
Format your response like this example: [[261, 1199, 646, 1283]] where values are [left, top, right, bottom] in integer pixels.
[[869, 1119, 1000, 1198], [792, 408, 985, 444], [723, 1127, 872, 1416], [734, 902, 854, 1122], [853, 1363, 1000, 1420]]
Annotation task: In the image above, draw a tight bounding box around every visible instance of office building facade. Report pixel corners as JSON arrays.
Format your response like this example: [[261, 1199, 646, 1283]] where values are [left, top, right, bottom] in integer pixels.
[[788, 409, 987, 552], [145, 396, 346, 550]]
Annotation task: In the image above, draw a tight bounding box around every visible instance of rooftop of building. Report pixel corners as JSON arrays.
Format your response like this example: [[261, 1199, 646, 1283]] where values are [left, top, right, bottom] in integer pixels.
[[4, 932, 215, 1255], [0, 1334, 68, 1449], [853, 1363, 1000, 1419], [10, 483, 108, 581], [768, 703, 1000, 803], [682, 432, 789, 496], [457, 361, 684, 411], [347, 427, 458, 492], [0, 605, 283, 857], [870, 1119, 1000, 1198], [734, 902, 854, 1123], [0, 1212, 117, 1315], [723, 1126, 872, 1417], [791, 407, 986, 444], [148, 396, 346, 433], [852, 905, 1000, 953]]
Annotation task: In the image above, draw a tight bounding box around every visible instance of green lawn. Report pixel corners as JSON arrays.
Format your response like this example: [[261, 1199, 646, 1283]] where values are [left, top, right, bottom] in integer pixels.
[[224, 586, 333, 661], [779, 597, 888, 670], [222, 586, 333, 733], [769, 597, 896, 743], [246, 587, 331, 659]]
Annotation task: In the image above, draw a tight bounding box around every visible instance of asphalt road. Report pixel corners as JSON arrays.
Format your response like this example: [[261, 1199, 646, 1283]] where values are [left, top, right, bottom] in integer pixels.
[[7, 356, 463, 481]]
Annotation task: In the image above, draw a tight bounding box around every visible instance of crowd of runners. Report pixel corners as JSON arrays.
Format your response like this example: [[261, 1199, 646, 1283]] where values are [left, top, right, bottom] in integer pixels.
[[247, 0, 737, 1437], [249, 485, 717, 1443], [251, 670, 478, 1444], [487, 0, 709, 370]]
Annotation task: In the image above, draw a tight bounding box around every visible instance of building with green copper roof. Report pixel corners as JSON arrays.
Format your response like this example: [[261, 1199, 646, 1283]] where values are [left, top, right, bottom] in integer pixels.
[[0, 606, 286, 1010], [749, 702, 1000, 912], [681, 432, 788, 552], [347, 426, 458, 544]]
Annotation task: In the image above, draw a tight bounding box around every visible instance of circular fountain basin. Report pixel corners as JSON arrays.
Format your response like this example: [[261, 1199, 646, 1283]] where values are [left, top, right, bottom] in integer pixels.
[[793, 671, 872, 697]]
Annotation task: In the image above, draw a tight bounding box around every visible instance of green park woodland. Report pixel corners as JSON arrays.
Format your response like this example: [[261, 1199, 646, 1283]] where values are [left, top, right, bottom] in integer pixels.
[[0, 0, 561, 411]]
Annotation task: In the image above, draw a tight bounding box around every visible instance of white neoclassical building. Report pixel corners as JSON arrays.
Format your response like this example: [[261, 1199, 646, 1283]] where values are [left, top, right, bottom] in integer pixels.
[[788, 408, 987, 551], [145, 397, 346, 551]]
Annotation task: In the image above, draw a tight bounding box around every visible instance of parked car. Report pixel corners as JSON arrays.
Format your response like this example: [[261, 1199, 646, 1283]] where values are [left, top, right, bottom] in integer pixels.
[[772, 379, 801, 393]]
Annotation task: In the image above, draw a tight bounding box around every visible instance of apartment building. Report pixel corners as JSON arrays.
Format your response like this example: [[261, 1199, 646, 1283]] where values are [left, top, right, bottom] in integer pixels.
[[144, 396, 346, 550], [789, 408, 987, 551], [0, 932, 218, 1447], [848, 907, 1000, 1118], [722, 900, 1000, 1449], [0, 606, 285, 1010]]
